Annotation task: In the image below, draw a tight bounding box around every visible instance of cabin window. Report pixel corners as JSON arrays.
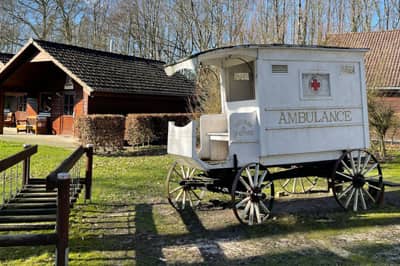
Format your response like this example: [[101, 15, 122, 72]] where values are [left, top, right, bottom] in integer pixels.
[[226, 61, 255, 102], [64, 94, 74, 115], [39, 93, 52, 113], [17, 96, 27, 112]]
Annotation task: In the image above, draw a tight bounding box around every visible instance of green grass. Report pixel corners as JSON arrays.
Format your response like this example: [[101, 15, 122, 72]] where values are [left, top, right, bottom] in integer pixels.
[[0, 140, 399, 265]]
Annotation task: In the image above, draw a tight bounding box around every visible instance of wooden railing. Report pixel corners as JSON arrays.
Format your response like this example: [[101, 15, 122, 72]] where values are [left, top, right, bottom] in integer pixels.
[[0, 144, 94, 266], [0, 144, 37, 207]]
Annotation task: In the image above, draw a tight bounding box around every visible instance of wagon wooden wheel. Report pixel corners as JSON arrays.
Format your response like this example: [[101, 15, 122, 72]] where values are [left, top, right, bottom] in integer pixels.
[[332, 150, 383, 211], [231, 163, 274, 225], [279, 176, 319, 194], [166, 162, 206, 210]]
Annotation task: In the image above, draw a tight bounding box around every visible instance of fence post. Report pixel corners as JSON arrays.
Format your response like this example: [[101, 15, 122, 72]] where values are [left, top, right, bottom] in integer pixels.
[[22, 144, 31, 186], [85, 144, 93, 202], [56, 172, 70, 266]]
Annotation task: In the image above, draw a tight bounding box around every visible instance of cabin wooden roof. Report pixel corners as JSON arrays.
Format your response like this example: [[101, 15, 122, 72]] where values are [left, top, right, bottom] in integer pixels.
[[0, 39, 194, 97], [327, 30, 400, 88]]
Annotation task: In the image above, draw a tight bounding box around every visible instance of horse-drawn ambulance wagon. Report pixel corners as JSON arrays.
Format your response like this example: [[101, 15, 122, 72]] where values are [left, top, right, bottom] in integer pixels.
[[164, 44, 383, 225]]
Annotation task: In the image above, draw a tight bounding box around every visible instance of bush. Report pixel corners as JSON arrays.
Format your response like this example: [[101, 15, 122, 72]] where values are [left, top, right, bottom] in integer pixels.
[[125, 113, 196, 146], [75, 115, 125, 153]]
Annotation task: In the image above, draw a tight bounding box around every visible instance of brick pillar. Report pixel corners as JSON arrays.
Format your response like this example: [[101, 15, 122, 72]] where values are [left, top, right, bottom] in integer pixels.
[[0, 90, 4, 134]]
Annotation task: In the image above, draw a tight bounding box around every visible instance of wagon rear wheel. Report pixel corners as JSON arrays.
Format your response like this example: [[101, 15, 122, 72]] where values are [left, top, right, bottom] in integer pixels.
[[332, 150, 383, 211], [279, 176, 319, 194], [166, 162, 205, 211], [231, 163, 274, 225]]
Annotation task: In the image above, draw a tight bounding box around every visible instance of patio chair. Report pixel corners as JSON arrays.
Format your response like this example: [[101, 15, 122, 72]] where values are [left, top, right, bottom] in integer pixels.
[[16, 112, 28, 133], [4, 112, 15, 127], [27, 116, 38, 134]]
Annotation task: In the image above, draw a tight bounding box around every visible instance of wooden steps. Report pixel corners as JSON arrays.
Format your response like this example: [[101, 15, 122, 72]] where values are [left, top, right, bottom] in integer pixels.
[[0, 179, 82, 236]]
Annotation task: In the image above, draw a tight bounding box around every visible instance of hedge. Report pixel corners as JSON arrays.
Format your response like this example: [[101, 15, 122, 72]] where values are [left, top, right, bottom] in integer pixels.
[[75, 115, 125, 153], [125, 113, 196, 146]]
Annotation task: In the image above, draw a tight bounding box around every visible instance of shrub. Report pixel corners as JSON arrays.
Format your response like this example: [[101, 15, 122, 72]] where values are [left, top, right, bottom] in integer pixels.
[[75, 115, 125, 153], [125, 113, 196, 146]]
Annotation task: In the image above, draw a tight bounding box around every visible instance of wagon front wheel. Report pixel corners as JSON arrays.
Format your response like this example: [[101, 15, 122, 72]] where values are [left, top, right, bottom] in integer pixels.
[[332, 149, 383, 211], [166, 162, 205, 211], [231, 163, 274, 225]]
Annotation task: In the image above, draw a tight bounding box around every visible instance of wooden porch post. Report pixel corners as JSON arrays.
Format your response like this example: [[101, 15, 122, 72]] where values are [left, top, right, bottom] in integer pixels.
[[0, 90, 4, 135]]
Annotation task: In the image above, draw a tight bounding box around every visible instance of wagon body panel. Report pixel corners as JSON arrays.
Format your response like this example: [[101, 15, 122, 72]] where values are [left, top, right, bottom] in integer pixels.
[[255, 49, 369, 165]]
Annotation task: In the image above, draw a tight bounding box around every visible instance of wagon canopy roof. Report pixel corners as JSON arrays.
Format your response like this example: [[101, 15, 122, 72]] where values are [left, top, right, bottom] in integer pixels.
[[327, 30, 400, 89], [165, 43, 368, 76], [0, 39, 194, 96]]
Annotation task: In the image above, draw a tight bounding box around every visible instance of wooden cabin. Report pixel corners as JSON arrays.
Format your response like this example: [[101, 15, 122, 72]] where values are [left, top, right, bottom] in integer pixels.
[[0, 39, 193, 135]]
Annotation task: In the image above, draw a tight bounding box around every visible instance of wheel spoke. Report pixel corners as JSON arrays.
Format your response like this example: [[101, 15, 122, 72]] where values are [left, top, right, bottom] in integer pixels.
[[189, 168, 196, 178], [360, 154, 371, 174], [259, 171, 268, 185], [362, 163, 378, 176], [349, 152, 356, 175], [254, 164, 259, 187], [239, 176, 252, 191], [246, 168, 254, 188], [292, 178, 297, 193], [344, 187, 356, 208], [300, 178, 306, 193], [173, 168, 183, 179], [180, 166, 186, 179], [259, 200, 271, 214], [341, 160, 353, 175], [243, 200, 251, 218], [169, 185, 183, 195], [249, 202, 255, 225], [175, 189, 184, 202], [367, 183, 382, 191], [353, 188, 359, 211], [182, 190, 186, 209], [281, 179, 290, 188], [254, 203, 262, 224], [362, 187, 376, 203], [336, 171, 353, 181], [187, 190, 194, 207], [305, 176, 316, 186], [337, 184, 353, 199], [236, 197, 250, 209], [359, 188, 367, 210], [357, 151, 362, 174]]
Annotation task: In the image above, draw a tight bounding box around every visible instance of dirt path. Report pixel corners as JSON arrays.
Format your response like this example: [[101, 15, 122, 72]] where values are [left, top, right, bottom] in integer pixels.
[[68, 190, 400, 265]]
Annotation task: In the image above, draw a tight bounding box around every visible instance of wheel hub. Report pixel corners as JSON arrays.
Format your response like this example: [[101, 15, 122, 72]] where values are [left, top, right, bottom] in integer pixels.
[[352, 174, 366, 188]]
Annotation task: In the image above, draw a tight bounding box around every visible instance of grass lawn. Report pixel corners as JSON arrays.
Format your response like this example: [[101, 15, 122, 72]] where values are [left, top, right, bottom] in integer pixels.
[[0, 140, 399, 265]]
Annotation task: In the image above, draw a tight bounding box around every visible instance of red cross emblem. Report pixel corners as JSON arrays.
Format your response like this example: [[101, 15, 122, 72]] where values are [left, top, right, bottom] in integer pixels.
[[310, 78, 320, 91]]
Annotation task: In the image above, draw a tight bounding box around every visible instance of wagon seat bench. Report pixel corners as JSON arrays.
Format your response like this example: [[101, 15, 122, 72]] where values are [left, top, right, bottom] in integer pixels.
[[164, 44, 388, 226]]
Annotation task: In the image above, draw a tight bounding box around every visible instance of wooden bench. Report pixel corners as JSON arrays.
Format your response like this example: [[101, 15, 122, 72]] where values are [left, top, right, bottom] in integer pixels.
[[207, 132, 229, 161]]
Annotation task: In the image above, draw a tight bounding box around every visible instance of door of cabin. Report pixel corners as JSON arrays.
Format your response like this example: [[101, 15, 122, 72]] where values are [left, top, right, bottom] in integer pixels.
[[53, 93, 74, 135]]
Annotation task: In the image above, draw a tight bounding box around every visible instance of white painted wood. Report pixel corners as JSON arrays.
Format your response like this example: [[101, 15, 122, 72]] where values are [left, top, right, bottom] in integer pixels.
[[198, 114, 227, 160], [165, 46, 369, 170]]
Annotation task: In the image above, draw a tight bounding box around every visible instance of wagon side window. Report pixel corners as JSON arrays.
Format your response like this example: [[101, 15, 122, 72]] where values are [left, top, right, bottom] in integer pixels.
[[226, 61, 254, 102]]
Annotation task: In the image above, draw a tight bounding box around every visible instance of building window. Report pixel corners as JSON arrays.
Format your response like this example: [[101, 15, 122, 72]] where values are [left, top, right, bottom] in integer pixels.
[[17, 96, 27, 112], [40, 93, 52, 113], [64, 94, 74, 115]]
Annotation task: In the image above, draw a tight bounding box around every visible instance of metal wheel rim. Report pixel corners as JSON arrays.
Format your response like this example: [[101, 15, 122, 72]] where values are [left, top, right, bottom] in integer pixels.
[[166, 162, 205, 211], [279, 176, 319, 194], [332, 149, 383, 211], [231, 163, 274, 225]]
